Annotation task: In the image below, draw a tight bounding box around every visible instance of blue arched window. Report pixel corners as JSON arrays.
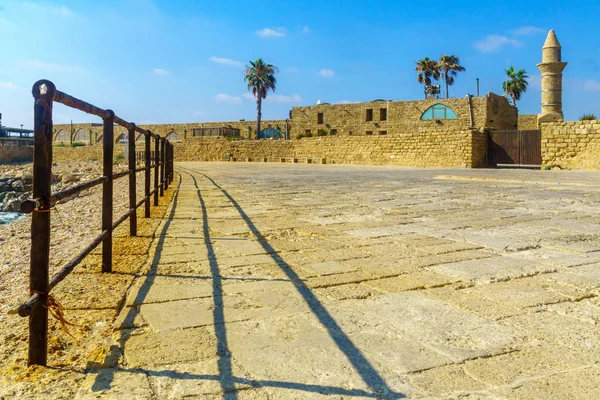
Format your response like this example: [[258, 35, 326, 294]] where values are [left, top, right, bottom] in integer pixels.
[[420, 104, 457, 120], [259, 127, 282, 139]]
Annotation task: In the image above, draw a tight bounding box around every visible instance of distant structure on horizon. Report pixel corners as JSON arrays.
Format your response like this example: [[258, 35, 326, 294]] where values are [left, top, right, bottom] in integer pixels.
[[537, 29, 567, 126]]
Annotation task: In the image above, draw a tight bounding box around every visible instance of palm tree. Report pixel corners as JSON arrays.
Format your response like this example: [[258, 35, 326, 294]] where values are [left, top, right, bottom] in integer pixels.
[[244, 58, 278, 139], [416, 57, 441, 99], [438, 54, 465, 98], [502, 66, 529, 105]]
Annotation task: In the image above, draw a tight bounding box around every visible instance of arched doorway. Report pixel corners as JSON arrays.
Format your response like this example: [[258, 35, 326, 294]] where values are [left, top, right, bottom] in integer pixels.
[[54, 129, 69, 142], [165, 131, 181, 141], [73, 128, 90, 144]]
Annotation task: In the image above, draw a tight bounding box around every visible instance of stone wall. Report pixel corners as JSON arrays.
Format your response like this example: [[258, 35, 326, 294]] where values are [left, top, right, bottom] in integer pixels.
[[174, 128, 485, 168], [485, 93, 518, 130], [53, 119, 289, 144], [53, 145, 105, 163], [289, 93, 515, 138], [542, 120, 600, 169], [0, 146, 33, 164], [518, 114, 539, 130]]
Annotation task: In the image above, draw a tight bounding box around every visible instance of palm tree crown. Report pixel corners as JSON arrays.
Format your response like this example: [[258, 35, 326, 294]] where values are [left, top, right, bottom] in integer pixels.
[[416, 57, 441, 99], [244, 58, 278, 139], [438, 54, 465, 98], [502, 66, 529, 106]]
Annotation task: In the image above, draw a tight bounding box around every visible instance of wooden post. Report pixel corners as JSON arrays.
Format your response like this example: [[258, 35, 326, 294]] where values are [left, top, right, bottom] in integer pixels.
[[144, 133, 151, 218], [128, 124, 137, 236], [160, 138, 165, 196], [102, 110, 114, 273], [154, 135, 159, 206], [29, 80, 56, 366]]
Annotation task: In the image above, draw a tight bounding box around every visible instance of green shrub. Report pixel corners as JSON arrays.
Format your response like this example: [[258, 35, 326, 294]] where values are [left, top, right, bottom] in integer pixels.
[[71, 142, 86, 147], [316, 129, 328, 137], [113, 153, 125, 163], [296, 133, 304, 139], [580, 113, 597, 121], [53, 143, 66, 147]]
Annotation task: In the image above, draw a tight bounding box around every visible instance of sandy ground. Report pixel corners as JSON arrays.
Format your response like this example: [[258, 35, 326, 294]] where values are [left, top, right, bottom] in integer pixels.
[[1, 162, 600, 399]]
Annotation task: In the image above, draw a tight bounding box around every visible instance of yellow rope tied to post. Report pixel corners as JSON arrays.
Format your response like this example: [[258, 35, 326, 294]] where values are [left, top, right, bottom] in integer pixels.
[[31, 205, 77, 341], [30, 290, 77, 341]]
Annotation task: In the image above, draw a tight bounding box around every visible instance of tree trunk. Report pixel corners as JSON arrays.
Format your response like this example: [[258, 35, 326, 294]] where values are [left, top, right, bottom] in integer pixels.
[[256, 97, 262, 140], [445, 70, 449, 98]]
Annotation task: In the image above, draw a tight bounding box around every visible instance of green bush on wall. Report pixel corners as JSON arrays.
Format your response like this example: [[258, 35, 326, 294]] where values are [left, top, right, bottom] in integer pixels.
[[580, 113, 597, 121], [71, 142, 86, 147], [316, 129, 328, 136]]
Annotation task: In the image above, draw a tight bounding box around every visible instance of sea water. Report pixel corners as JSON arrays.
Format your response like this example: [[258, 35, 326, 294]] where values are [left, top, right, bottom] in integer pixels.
[[0, 212, 24, 225]]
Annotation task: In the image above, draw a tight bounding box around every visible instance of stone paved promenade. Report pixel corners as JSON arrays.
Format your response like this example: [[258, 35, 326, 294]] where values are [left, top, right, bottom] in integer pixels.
[[83, 162, 599, 399]]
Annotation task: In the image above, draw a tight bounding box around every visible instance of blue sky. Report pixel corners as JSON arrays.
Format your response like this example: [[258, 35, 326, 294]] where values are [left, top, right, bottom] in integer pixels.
[[1, 0, 599, 129]]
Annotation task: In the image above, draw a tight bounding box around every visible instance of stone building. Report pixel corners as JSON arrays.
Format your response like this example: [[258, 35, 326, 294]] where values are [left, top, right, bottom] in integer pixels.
[[289, 93, 516, 138]]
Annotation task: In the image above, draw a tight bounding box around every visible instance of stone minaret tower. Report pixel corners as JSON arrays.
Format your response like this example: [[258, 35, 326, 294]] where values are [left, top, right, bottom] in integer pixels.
[[537, 30, 567, 125]]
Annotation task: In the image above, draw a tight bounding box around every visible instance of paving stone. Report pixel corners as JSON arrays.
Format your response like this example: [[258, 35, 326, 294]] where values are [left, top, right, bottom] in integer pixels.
[[463, 344, 598, 387], [124, 327, 218, 368], [491, 365, 600, 400], [336, 292, 522, 362], [75, 370, 153, 399], [406, 365, 486, 396], [430, 256, 554, 284], [466, 276, 588, 308]]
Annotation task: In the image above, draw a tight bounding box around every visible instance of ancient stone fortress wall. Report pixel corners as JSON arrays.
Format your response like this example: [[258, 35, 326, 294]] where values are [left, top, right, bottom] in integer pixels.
[[50, 93, 514, 168], [0, 146, 33, 164], [53, 119, 289, 143], [174, 127, 486, 168], [518, 114, 539, 130], [541, 120, 600, 169], [289, 93, 515, 138]]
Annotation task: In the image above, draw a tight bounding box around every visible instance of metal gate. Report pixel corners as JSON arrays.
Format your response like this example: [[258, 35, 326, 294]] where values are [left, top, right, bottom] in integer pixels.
[[488, 130, 541, 166]]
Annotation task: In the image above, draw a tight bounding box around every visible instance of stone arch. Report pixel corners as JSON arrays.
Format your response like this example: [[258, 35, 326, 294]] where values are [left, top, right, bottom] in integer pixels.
[[165, 131, 181, 141], [135, 133, 145, 142], [54, 129, 69, 142], [420, 104, 458, 120], [73, 128, 90, 144], [96, 134, 103, 143], [115, 133, 127, 143]]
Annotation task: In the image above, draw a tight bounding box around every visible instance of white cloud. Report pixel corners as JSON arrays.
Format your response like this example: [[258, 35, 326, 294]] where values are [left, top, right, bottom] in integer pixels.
[[266, 94, 303, 103], [302, 25, 310, 33], [0, 82, 19, 89], [338, 100, 357, 104], [583, 80, 600, 91], [512, 26, 545, 36], [18, 60, 86, 74], [153, 68, 169, 75], [209, 57, 244, 67], [214, 93, 242, 104], [256, 27, 287, 38], [23, 2, 74, 17], [473, 35, 523, 53], [318, 69, 335, 78], [242, 92, 302, 103]]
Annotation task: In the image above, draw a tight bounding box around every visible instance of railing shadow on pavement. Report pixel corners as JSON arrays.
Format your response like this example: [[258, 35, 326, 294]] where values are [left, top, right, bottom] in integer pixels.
[[90, 172, 182, 392], [180, 167, 404, 399], [91, 168, 404, 399]]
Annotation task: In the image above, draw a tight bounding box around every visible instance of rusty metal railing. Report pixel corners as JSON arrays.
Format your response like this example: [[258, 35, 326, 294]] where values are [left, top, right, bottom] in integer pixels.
[[17, 80, 175, 366]]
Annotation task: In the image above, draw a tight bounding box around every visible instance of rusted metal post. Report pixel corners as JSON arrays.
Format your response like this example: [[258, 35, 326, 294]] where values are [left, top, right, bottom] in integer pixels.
[[144, 133, 151, 217], [154, 135, 159, 206], [28, 80, 56, 366], [160, 138, 165, 196], [128, 123, 137, 236], [102, 110, 114, 273]]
